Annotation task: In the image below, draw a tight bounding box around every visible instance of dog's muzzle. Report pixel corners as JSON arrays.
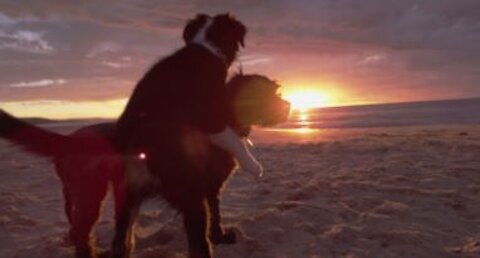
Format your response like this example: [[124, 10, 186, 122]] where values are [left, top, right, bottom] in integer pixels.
[[259, 99, 291, 126]]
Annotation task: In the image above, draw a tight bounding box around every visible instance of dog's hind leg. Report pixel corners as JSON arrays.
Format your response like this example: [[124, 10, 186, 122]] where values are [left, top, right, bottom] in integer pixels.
[[207, 190, 236, 245], [62, 186, 75, 243], [69, 180, 109, 258], [54, 162, 75, 245], [180, 198, 213, 258], [111, 177, 141, 258], [111, 201, 140, 258]]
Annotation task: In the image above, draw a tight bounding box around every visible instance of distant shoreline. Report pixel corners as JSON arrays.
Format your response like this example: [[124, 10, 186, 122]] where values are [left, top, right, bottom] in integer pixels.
[[16, 96, 480, 122], [306, 96, 480, 113], [25, 117, 114, 125], [17, 96, 480, 132]]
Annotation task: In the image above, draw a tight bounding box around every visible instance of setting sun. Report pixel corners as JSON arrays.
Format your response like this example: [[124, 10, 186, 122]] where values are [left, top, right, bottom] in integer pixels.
[[283, 90, 330, 112]]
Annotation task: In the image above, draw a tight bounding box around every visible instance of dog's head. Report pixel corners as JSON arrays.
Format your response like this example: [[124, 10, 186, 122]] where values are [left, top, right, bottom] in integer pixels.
[[227, 74, 291, 137], [183, 13, 246, 65]]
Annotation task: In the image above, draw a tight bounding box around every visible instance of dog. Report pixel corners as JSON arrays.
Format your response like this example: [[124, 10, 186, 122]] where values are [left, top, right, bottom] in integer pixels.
[[113, 13, 247, 258], [0, 73, 290, 258]]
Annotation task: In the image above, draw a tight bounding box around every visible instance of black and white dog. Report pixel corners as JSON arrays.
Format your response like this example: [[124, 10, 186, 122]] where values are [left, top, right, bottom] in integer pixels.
[[0, 13, 290, 258], [113, 13, 251, 257]]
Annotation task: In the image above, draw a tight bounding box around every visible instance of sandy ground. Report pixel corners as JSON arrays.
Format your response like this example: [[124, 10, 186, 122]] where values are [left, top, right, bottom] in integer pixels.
[[1, 124, 480, 258]]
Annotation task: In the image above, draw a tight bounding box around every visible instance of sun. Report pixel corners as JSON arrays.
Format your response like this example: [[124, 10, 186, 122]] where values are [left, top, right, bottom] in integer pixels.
[[283, 90, 329, 112]]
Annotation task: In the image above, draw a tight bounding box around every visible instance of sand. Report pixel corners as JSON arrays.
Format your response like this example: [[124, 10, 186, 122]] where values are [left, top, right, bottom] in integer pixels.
[[1, 124, 479, 258]]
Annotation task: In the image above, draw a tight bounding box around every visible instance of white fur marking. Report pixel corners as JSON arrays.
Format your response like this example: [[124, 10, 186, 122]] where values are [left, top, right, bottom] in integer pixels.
[[192, 18, 212, 43], [192, 17, 226, 61]]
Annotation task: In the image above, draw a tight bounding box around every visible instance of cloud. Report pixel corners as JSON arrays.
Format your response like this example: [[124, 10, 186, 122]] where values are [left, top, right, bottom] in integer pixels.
[[10, 79, 66, 88], [239, 54, 272, 66], [227, 0, 480, 53], [356, 54, 387, 66], [0, 1, 190, 32], [0, 12, 54, 54], [0, 30, 54, 53], [87, 42, 134, 69], [101, 61, 131, 69], [0, 12, 17, 26], [86, 41, 122, 58], [1, 1, 480, 106]]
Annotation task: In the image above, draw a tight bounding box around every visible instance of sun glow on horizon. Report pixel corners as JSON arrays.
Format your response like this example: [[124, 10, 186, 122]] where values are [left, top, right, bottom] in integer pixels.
[[0, 99, 128, 119], [283, 89, 330, 112]]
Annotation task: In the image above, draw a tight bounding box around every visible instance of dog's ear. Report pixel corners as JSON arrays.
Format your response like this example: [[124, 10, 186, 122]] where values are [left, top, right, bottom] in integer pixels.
[[224, 12, 245, 48], [183, 13, 211, 44], [209, 14, 247, 48], [229, 13, 246, 48]]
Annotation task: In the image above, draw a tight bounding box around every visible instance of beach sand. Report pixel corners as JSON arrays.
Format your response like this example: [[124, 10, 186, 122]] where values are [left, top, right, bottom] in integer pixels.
[[1, 123, 479, 258]]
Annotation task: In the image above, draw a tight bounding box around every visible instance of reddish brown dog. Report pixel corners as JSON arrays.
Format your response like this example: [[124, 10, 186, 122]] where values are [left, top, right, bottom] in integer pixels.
[[0, 74, 290, 258]]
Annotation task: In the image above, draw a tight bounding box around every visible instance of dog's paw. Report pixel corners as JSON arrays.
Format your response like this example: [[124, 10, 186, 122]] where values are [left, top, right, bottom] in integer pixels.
[[211, 227, 237, 245], [75, 246, 97, 258], [96, 249, 110, 258]]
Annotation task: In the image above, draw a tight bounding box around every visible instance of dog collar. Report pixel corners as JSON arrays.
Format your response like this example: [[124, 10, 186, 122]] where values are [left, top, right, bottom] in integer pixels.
[[191, 18, 227, 63]]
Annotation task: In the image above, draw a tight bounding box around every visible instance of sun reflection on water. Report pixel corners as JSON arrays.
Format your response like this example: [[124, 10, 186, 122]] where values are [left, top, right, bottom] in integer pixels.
[[251, 108, 321, 144], [284, 108, 320, 135], [298, 110, 311, 127], [290, 127, 317, 134]]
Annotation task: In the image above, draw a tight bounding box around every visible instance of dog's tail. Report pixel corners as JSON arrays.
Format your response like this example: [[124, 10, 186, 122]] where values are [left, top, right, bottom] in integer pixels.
[[0, 110, 73, 157]]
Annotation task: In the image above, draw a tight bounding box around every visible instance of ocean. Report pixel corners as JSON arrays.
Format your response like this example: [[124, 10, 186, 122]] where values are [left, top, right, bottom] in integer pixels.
[[283, 98, 480, 129], [34, 98, 480, 131]]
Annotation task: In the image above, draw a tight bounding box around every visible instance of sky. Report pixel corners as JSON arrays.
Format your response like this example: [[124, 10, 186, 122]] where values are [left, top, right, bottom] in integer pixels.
[[0, 0, 479, 118]]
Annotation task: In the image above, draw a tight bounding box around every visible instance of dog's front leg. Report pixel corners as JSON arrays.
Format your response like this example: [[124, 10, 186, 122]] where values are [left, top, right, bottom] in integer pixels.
[[181, 199, 213, 258], [207, 191, 236, 245]]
